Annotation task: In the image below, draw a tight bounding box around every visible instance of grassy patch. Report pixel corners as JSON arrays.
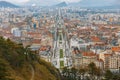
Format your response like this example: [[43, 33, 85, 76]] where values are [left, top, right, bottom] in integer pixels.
[[60, 61, 64, 68], [59, 41, 62, 44], [59, 34, 62, 41], [60, 49, 63, 58]]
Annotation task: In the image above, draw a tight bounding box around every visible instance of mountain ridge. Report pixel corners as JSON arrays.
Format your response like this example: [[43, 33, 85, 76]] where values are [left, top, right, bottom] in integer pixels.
[[0, 1, 19, 8], [55, 2, 67, 7]]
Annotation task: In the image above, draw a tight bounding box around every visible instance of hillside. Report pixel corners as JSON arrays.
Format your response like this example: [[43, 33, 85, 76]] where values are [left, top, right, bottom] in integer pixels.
[[55, 2, 67, 7], [0, 37, 61, 80], [69, 0, 119, 8], [25, 0, 58, 6], [0, 1, 19, 8]]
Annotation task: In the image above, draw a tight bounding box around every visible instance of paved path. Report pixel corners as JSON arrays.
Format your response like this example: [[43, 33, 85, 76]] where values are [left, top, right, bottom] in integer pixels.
[[52, 10, 72, 69], [30, 65, 35, 80]]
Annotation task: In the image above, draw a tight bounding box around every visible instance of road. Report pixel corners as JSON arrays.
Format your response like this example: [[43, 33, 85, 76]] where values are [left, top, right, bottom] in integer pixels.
[[30, 65, 35, 80], [52, 9, 72, 69]]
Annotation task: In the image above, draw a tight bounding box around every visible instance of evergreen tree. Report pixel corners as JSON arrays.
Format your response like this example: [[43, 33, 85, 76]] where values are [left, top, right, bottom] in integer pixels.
[[105, 70, 113, 80], [0, 59, 12, 80]]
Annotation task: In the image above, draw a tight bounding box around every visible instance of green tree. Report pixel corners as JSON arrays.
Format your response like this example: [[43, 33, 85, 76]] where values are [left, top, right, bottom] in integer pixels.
[[0, 59, 12, 80], [79, 68, 86, 80], [112, 74, 120, 80], [88, 62, 97, 79], [71, 67, 77, 80], [95, 68, 102, 80], [62, 67, 68, 77], [105, 70, 113, 80]]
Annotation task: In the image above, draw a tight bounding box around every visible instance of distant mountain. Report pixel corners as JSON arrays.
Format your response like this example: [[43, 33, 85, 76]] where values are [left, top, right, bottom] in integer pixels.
[[55, 2, 67, 7], [25, 0, 58, 6], [80, 0, 113, 7], [69, 0, 115, 7], [0, 1, 19, 8], [104, 5, 120, 9]]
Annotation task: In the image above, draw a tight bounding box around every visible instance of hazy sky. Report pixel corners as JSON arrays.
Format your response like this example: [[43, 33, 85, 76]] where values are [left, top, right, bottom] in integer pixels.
[[3, 0, 82, 3], [1, 0, 28, 3], [3, 0, 118, 3], [58, 0, 82, 3], [2, 0, 119, 6]]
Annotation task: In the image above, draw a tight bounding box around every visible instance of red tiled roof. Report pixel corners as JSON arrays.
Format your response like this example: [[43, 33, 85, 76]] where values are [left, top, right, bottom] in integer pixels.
[[91, 36, 101, 42], [39, 46, 47, 51], [98, 59, 104, 62], [82, 52, 96, 56], [32, 39, 41, 44], [28, 32, 42, 38], [104, 54, 112, 57], [111, 47, 120, 52]]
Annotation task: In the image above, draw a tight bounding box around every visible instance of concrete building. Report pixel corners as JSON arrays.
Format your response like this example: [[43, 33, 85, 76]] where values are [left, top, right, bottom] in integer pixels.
[[109, 54, 120, 73]]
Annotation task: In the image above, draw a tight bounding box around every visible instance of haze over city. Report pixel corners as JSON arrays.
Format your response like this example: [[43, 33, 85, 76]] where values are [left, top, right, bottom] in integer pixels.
[[0, 0, 120, 80], [1, 0, 120, 6]]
